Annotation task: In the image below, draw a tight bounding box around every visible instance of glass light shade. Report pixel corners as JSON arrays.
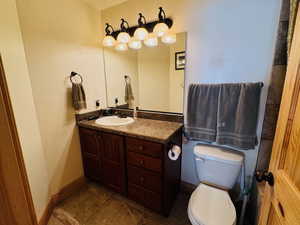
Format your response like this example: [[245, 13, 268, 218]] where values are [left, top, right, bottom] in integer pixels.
[[134, 27, 149, 41], [128, 38, 142, 50], [117, 32, 130, 44], [115, 42, 128, 51], [102, 35, 116, 47], [144, 33, 158, 47], [153, 22, 169, 37], [161, 32, 176, 44]]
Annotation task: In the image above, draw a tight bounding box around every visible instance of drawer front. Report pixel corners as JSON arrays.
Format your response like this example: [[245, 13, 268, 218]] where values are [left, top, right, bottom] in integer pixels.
[[128, 165, 161, 193], [126, 137, 163, 158], [127, 151, 162, 173], [128, 183, 161, 212]]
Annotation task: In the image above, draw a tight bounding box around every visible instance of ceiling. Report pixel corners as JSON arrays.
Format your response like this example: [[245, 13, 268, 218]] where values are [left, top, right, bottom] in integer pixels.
[[82, 0, 128, 11]]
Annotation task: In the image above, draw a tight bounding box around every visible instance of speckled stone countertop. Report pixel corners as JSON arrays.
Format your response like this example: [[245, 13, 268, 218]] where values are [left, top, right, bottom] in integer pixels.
[[78, 117, 183, 143]]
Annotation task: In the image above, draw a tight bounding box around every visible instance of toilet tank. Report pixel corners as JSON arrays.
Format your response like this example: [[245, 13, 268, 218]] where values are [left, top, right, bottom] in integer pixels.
[[194, 145, 244, 190]]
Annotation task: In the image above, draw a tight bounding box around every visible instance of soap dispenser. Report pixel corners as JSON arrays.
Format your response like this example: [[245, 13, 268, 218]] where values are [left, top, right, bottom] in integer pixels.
[[115, 97, 119, 107]]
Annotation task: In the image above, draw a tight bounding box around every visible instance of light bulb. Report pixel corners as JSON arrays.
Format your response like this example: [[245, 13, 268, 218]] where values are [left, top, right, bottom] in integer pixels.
[[153, 22, 169, 37], [161, 32, 176, 44], [128, 38, 142, 50], [144, 33, 158, 47], [117, 32, 130, 44], [102, 35, 116, 47], [115, 42, 128, 51], [134, 27, 149, 41]]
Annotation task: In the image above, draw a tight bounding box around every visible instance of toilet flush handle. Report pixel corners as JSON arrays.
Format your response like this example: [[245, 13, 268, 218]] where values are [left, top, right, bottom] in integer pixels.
[[195, 157, 205, 162]]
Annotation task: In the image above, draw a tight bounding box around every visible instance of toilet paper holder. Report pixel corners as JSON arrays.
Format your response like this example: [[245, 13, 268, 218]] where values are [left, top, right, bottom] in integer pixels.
[[168, 142, 177, 157]]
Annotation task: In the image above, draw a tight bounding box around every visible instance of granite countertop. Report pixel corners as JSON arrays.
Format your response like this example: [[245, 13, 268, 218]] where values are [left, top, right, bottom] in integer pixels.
[[78, 117, 183, 143]]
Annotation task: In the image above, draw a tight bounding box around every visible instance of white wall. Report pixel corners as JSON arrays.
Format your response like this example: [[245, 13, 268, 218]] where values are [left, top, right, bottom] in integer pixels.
[[182, 0, 281, 185], [0, 0, 49, 219], [101, 0, 282, 185], [16, 0, 107, 202]]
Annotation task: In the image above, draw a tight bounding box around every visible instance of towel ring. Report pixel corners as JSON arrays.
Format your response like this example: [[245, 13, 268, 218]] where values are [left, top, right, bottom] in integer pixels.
[[70, 71, 83, 84]]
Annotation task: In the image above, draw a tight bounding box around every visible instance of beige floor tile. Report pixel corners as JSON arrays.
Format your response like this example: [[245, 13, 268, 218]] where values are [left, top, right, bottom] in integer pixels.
[[47, 217, 65, 225], [49, 182, 191, 225], [86, 197, 143, 225]]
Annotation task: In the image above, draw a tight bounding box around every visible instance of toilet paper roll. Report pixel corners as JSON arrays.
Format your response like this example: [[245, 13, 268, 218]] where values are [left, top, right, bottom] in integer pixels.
[[168, 145, 181, 161]]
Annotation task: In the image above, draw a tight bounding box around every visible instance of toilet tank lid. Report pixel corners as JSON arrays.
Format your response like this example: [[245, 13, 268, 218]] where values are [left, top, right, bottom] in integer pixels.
[[194, 145, 244, 165]]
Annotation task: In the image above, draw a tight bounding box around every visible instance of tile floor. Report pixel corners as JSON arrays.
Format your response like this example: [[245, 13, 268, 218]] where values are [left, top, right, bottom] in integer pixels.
[[48, 182, 192, 225]]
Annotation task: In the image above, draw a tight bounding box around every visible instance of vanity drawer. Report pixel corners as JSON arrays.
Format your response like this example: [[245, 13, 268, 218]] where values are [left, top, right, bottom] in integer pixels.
[[128, 165, 161, 193], [126, 137, 163, 158], [127, 151, 162, 173], [128, 183, 161, 212]]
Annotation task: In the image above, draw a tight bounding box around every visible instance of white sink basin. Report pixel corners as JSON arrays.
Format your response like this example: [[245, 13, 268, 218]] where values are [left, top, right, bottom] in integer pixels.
[[95, 116, 134, 126]]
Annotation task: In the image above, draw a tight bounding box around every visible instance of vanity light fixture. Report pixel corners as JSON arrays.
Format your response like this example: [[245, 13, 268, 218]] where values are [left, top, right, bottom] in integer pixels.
[[134, 13, 149, 41], [161, 31, 176, 44], [103, 23, 116, 47], [144, 33, 158, 47], [103, 7, 174, 51], [115, 42, 128, 51], [117, 19, 131, 44], [128, 38, 142, 50], [153, 7, 170, 37]]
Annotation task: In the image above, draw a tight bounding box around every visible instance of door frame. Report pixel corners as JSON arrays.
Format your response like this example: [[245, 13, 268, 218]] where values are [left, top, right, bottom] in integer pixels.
[[0, 54, 37, 225], [258, 4, 300, 224]]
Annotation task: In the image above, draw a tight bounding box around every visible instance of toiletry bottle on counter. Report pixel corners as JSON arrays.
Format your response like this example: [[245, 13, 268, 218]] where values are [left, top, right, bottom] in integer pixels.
[[133, 107, 138, 119], [115, 97, 118, 107]]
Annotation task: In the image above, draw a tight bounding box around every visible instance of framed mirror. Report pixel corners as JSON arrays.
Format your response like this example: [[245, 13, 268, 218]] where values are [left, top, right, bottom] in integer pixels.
[[104, 32, 186, 113]]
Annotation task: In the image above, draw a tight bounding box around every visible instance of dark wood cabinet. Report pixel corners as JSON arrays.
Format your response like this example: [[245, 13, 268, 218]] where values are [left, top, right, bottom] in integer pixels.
[[79, 128, 126, 194], [101, 133, 123, 163], [100, 133, 126, 194], [128, 165, 161, 193], [79, 128, 101, 181], [78, 126, 182, 216]]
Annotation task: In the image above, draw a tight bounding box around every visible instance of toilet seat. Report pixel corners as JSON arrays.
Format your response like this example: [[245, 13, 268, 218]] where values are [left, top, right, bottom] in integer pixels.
[[188, 183, 236, 225]]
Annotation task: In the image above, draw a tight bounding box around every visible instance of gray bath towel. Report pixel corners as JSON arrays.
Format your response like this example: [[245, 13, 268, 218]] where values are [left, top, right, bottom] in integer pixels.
[[216, 83, 263, 150], [124, 76, 134, 104], [185, 84, 220, 142], [72, 83, 87, 110]]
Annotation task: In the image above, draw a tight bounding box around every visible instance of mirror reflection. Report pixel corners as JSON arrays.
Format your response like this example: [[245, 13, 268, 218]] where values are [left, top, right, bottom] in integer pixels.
[[104, 32, 186, 113]]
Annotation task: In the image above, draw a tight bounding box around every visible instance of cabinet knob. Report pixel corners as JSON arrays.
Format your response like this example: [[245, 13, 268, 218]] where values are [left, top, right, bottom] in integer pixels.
[[139, 160, 144, 165], [139, 146, 144, 151]]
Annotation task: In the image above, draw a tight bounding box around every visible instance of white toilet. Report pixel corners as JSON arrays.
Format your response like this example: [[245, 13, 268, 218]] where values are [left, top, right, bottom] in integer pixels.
[[188, 145, 244, 225]]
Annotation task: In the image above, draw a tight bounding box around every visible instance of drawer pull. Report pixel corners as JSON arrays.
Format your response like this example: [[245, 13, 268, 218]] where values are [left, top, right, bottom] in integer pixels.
[[139, 146, 144, 150], [139, 160, 144, 165]]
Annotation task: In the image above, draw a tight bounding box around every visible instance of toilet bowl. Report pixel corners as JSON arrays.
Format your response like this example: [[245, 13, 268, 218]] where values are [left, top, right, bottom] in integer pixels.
[[187, 145, 243, 225], [188, 183, 236, 225]]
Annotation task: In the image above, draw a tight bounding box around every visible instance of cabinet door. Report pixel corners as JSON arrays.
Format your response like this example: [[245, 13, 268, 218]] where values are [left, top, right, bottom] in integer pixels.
[[79, 128, 99, 156], [100, 132, 126, 194], [79, 128, 101, 181], [102, 132, 123, 163]]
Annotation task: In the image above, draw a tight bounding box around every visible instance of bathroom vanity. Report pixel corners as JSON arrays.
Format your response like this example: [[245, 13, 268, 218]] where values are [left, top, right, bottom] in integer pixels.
[[77, 28, 186, 216], [77, 116, 183, 215]]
